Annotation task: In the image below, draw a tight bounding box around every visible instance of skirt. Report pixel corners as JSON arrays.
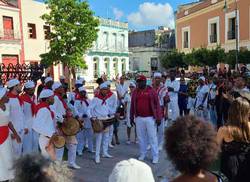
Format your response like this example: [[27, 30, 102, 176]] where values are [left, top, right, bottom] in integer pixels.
[[0, 135, 14, 181]]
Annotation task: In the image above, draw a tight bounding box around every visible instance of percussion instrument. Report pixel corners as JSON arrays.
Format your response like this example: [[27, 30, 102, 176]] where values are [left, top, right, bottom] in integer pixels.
[[61, 117, 80, 136], [50, 134, 66, 149], [91, 116, 116, 133]]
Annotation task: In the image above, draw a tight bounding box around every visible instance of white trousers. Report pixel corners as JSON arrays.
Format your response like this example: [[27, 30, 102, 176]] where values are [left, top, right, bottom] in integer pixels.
[[136, 117, 159, 160], [23, 129, 39, 155], [56, 147, 65, 161], [39, 135, 50, 159], [12, 130, 24, 159], [76, 128, 94, 153], [95, 128, 110, 157], [168, 98, 179, 121], [157, 119, 165, 147], [108, 125, 114, 145], [66, 144, 77, 165]]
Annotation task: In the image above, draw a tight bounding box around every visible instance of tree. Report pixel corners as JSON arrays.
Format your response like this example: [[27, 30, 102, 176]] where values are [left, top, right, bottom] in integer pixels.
[[160, 50, 186, 69], [40, 0, 99, 76]]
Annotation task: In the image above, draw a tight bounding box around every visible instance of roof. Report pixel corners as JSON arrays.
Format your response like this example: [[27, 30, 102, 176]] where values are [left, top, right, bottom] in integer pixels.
[[0, 0, 18, 8]]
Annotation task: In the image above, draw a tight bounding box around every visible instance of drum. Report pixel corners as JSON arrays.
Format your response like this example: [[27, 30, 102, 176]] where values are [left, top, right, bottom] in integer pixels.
[[61, 117, 80, 136], [51, 134, 65, 149], [101, 117, 116, 128], [92, 119, 103, 133]]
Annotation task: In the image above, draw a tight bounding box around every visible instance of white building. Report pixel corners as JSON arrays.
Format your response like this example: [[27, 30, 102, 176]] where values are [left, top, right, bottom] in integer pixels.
[[77, 18, 129, 82], [0, 0, 22, 64]]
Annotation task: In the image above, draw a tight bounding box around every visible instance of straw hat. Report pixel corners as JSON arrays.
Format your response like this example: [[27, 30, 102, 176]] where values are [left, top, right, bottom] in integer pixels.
[[61, 117, 80, 136], [51, 135, 65, 149]]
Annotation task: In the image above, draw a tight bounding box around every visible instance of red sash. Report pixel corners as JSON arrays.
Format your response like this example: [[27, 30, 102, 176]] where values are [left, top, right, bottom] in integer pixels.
[[76, 95, 89, 106], [0, 126, 9, 145], [20, 94, 36, 116], [35, 102, 54, 119], [8, 92, 23, 106], [95, 91, 113, 105], [54, 92, 67, 110]]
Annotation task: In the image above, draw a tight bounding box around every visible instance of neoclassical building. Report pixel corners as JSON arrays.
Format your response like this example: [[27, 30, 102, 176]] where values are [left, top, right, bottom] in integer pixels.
[[77, 18, 129, 82]]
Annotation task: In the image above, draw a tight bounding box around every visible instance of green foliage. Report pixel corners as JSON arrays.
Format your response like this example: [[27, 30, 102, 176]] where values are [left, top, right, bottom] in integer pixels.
[[160, 50, 186, 69], [40, 0, 99, 69]]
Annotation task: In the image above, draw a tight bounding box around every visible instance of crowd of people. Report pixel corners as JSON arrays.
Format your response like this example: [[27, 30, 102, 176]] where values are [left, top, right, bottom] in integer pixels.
[[0, 68, 250, 182]]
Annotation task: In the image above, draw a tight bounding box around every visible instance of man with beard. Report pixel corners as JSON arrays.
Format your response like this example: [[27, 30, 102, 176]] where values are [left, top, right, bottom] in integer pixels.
[[7, 79, 26, 158], [21, 80, 39, 154], [130, 75, 161, 164]]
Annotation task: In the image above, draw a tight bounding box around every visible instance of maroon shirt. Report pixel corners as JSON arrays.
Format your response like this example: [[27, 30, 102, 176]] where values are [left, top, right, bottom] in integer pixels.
[[136, 88, 154, 117]]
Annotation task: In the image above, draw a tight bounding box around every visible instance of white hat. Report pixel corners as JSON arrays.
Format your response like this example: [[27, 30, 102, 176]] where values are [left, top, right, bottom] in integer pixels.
[[106, 81, 112, 86], [108, 158, 155, 182], [60, 75, 65, 80], [7, 79, 20, 88], [153, 72, 162, 78], [52, 82, 62, 91], [199, 76, 206, 82], [39, 89, 54, 99], [44, 77, 53, 84], [24, 80, 35, 89], [78, 86, 86, 92], [75, 79, 83, 85], [0, 87, 7, 99], [100, 82, 108, 89], [129, 82, 136, 88]]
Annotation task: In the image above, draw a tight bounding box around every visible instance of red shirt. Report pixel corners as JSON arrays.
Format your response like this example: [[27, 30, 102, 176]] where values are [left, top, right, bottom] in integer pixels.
[[136, 88, 153, 117]]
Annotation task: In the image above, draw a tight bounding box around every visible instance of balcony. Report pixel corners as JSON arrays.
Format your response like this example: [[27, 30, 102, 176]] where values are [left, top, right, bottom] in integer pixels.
[[183, 41, 189, 48], [210, 34, 217, 43], [0, 29, 21, 41], [227, 30, 236, 40]]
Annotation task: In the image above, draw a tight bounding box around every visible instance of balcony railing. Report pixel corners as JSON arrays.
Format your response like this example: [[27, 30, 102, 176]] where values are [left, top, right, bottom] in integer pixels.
[[210, 34, 217, 43], [0, 29, 20, 40], [228, 30, 236, 40], [183, 41, 189, 48]]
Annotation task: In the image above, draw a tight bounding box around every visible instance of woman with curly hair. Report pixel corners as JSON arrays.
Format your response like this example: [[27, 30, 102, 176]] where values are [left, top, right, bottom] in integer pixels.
[[165, 115, 221, 182], [217, 97, 250, 182]]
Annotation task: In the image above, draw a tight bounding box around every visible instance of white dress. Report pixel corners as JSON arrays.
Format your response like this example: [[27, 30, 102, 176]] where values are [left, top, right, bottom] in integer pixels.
[[0, 103, 14, 181]]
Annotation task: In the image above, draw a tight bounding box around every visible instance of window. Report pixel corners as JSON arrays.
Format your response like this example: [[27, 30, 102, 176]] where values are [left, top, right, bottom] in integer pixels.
[[151, 58, 158, 71], [28, 23, 36, 39], [121, 34, 125, 50], [183, 31, 189, 48], [43, 25, 50, 40], [113, 33, 117, 50], [103, 32, 109, 49], [210, 23, 217, 43], [182, 26, 190, 49], [228, 17, 236, 40], [208, 17, 220, 44], [3, 16, 14, 39]]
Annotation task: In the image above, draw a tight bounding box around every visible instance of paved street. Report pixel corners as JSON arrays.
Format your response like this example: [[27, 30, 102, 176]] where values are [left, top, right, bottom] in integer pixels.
[[73, 122, 174, 182]]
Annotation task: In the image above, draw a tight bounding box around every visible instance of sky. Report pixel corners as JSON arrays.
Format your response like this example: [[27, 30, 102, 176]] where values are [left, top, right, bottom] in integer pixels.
[[37, 0, 197, 30]]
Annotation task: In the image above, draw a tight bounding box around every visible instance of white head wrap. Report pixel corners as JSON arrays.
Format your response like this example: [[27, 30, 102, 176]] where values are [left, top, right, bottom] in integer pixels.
[[44, 77, 53, 84], [52, 82, 62, 91], [0, 87, 7, 100], [39, 89, 54, 100], [24, 80, 35, 89], [108, 159, 155, 182], [129, 82, 136, 88], [7, 79, 20, 88], [75, 79, 83, 85], [78, 86, 86, 92], [153, 72, 162, 78], [100, 82, 108, 89], [199, 76, 206, 82]]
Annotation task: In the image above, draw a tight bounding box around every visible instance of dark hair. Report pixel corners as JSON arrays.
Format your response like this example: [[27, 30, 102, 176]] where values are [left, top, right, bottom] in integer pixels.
[[96, 78, 104, 85], [165, 115, 220, 175]]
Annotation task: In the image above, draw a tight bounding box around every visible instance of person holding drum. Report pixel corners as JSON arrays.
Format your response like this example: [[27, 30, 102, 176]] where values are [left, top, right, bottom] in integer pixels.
[[33, 89, 56, 160], [88, 82, 116, 164]]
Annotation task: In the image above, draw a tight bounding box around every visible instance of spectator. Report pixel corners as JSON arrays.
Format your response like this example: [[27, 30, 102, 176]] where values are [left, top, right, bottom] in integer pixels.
[[178, 77, 188, 116], [165, 116, 222, 182], [14, 154, 72, 182], [109, 158, 155, 182], [217, 97, 250, 182]]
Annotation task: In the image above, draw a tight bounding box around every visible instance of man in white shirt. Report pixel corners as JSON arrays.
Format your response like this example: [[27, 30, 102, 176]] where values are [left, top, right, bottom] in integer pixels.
[[116, 76, 128, 104], [194, 76, 209, 121], [21, 80, 39, 154], [207, 77, 217, 126], [87, 82, 115, 163], [165, 70, 180, 121], [33, 89, 56, 160], [7, 79, 26, 158], [44, 76, 54, 90]]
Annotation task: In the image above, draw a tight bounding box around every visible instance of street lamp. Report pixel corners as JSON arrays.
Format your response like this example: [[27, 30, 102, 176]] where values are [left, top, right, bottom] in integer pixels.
[[223, 0, 239, 72]]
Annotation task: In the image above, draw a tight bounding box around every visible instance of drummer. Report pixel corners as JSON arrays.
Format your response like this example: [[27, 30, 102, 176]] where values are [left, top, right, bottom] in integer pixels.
[[88, 82, 115, 164], [32, 89, 56, 160]]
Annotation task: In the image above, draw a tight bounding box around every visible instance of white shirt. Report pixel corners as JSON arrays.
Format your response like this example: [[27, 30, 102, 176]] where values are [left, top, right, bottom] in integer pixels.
[[124, 93, 131, 120], [165, 79, 180, 100], [22, 96, 37, 129], [8, 98, 25, 132], [0, 103, 10, 127], [106, 93, 118, 115], [33, 107, 56, 137], [74, 99, 92, 128], [116, 83, 128, 98], [208, 83, 217, 100], [195, 85, 209, 108], [156, 85, 168, 106], [50, 95, 66, 123], [88, 97, 114, 119]]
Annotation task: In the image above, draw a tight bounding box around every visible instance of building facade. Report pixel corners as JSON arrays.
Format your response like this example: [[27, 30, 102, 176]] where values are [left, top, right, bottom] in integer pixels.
[[77, 18, 129, 82], [176, 0, 250, 53], [0, 0, 22, 65], [129, 27, 175, 75]]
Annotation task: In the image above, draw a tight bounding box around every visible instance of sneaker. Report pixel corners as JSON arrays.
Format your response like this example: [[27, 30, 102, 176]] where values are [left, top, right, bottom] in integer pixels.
[[109, 144, 115, 148], [102, 153, 113, 158], [126, 140, 131, 145], [95, 156, 100, 164], [138, 155, 145, 161], [152, 158, 159, 164], [68, 163, 81, 169]]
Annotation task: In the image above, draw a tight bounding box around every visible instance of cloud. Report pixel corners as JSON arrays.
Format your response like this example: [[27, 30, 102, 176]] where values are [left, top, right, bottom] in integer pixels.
[[113, 7, 124, 20], [127, 2, 175, 29]]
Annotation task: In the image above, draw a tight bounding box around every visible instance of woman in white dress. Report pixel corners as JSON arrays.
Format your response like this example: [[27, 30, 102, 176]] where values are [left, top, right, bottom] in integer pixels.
[[0, 87, 21, 182]]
